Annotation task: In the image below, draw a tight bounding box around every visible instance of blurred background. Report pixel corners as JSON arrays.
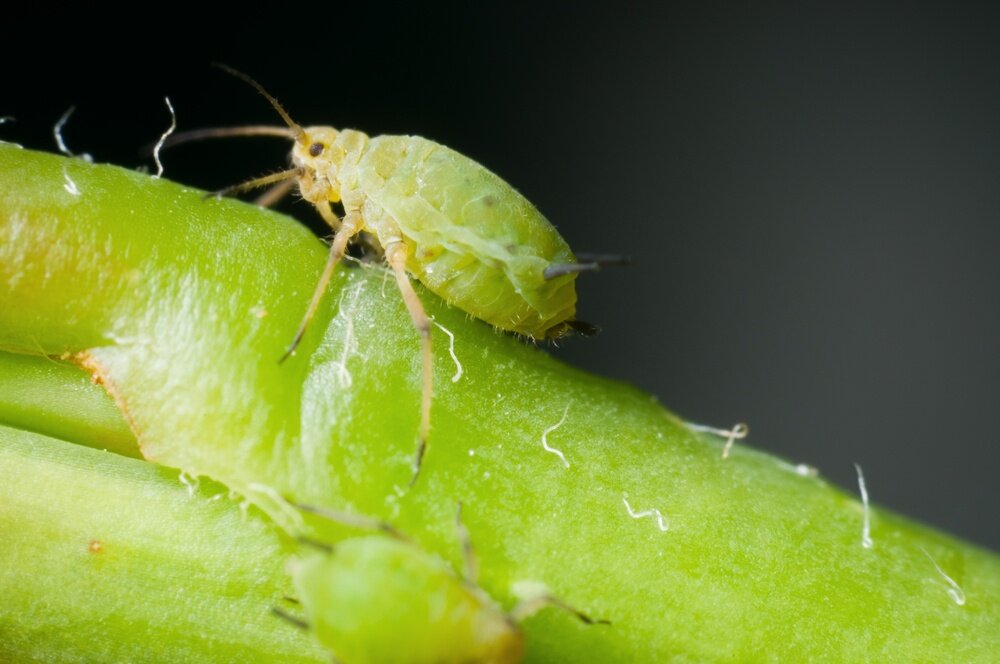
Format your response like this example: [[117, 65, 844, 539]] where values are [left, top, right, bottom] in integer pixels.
[[5, 4, 999, 550]]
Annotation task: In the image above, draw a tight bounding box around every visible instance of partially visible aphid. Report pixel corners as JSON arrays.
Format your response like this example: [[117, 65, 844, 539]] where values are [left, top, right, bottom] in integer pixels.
[[170, 65, 620, 481], [278, 503, 606, 664]]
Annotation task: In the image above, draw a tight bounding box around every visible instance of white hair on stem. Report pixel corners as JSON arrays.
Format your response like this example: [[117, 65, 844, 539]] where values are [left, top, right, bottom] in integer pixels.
[[153, 97, 177, 179], [540, 404, 571, 468], [854, 463, 873, 549], [622, 494, 669, 532]]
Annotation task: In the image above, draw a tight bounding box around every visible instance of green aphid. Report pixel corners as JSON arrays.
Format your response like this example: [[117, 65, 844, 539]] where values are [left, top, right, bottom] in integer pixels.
[[290, 536, 524, 664], [283, 508, 607, 664], [174, 66, 610, 480]]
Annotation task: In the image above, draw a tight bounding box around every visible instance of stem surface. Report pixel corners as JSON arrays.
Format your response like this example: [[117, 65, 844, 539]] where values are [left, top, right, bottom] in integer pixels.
[[1, 144, 998, 661]]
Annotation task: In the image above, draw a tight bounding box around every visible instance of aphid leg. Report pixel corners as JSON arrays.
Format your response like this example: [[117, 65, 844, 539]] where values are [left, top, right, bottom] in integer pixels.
[[296, 536, 337, 553], [206, 167, 301, 200], [271, 606, 310, 630], [281, 207, 361, 362], [294, 502, 408, 541], [313, 196, 345, 232], [509, 591, 610, 626], [455, 503, 479, 584], [254, 177, 297, 208], [385, 241, 433, 484]]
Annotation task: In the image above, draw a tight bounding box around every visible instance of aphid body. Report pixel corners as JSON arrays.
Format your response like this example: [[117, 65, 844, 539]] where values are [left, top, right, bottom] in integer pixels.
[[294, 127, 578, 339], [292, 535, 524, 664], [182, 67, 599, 479], [282, 504, 604, 662]]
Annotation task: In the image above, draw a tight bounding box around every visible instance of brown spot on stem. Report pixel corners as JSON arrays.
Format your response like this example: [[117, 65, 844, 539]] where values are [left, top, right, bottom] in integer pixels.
[[72, 351, 146, 455]]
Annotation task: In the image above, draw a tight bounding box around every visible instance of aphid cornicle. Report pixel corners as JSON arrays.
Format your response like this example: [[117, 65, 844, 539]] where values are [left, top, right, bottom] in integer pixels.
[[179, 66, 602, 479]]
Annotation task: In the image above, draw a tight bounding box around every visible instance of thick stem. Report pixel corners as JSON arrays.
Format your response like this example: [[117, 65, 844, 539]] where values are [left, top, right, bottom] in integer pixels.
[[0, 424, 326, 663], [1, 144, 999, 661]]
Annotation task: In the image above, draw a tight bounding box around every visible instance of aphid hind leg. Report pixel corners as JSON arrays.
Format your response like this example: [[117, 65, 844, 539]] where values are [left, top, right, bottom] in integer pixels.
[[281, 203, 361, 362], [510, 593, 610, 627], [385, 241, 433, 484]]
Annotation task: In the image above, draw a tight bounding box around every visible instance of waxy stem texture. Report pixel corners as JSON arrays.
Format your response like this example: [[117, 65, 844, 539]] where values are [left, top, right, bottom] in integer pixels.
[[1, 144, 999, 662]]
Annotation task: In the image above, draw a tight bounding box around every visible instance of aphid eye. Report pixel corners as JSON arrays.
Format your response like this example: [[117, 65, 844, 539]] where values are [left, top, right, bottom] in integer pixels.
[[309, 142, 325, 157]]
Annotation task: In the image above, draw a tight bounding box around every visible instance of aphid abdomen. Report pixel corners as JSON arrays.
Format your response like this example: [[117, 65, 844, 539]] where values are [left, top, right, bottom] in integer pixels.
[[357, 136, 577, 338]]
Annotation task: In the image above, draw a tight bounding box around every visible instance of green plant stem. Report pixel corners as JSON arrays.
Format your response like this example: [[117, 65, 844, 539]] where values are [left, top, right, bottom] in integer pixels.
[[2, 144, 999, 661], [0, 352, 137, 457], [0, 423, 326, 663]]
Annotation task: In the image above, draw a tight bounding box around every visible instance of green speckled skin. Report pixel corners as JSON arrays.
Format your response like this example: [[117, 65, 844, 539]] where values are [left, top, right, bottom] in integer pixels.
[[356, 135, 577, 339]]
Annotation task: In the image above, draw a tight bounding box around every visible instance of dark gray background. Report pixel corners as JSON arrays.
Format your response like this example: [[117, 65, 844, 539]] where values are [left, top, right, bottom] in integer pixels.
[[5, 5, 999, 550]]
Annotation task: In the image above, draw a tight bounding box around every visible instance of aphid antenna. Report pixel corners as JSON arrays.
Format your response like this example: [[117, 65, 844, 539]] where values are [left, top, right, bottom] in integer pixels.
[[212, 63, 305, 142], [149, 65, 305, 154], [159, 125, 297, 151]]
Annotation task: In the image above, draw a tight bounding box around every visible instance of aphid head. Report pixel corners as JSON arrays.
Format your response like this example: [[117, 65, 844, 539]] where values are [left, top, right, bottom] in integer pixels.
[[291, 126, 342, 170], [291, 126, 344, 203]]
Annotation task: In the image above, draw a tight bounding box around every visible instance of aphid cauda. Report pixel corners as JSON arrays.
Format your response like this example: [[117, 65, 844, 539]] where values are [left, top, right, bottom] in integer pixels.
[[175, 66, 609, 479]]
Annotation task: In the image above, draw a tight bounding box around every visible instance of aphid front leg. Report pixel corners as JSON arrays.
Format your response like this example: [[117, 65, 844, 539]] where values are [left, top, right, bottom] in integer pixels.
[[281, 204, 362, 362], [254, 177, 297, 208], [385, 240, 433, 483]]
